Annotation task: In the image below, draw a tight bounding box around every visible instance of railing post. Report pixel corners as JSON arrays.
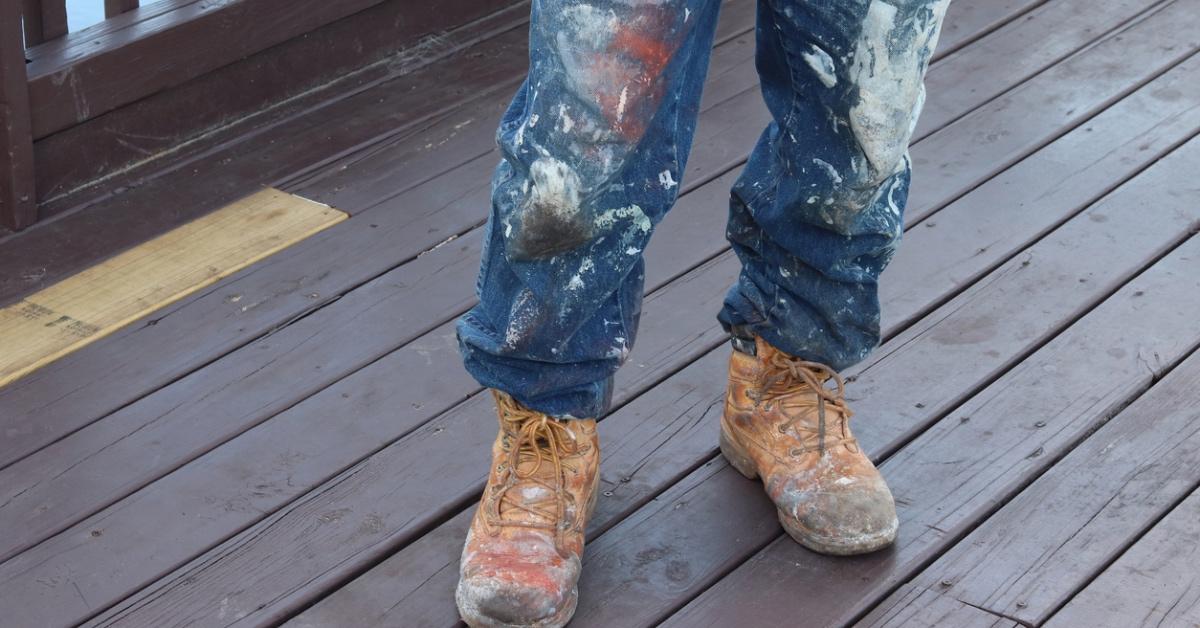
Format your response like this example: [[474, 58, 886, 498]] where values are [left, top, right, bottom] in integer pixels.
[[21, 0, 67, 46], [1, 0, 37, 231], [105, 0, 140, 19]]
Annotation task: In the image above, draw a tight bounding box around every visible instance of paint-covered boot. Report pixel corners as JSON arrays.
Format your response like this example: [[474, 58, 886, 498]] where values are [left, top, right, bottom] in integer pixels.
[[456, 390, 600, 628], [719, 336, 898, 555]]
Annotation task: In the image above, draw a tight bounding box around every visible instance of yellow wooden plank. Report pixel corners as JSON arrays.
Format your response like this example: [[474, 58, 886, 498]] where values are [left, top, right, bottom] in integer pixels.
[[0, 188, 347, 387]]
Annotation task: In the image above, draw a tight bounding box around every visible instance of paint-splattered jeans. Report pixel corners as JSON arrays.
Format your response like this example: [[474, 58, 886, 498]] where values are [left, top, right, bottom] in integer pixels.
[[457, 0, 950, 418]]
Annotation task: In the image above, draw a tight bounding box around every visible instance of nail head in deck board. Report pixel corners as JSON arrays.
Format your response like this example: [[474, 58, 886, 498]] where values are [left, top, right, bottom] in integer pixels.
[[0, 188, 346, 387], [660, 235, 1200, 628], [1045, 488, 1200, 628], [862, 348, 1200, 625], [294, 43, 1200, 628]]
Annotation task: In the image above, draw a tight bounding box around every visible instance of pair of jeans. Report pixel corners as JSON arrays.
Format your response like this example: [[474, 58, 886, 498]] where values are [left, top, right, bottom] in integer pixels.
[[456, 0, 951, 418]]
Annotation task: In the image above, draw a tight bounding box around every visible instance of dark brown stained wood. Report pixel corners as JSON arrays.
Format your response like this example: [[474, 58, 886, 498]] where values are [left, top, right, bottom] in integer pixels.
[[31, 0, 532, 215], [860, 348, 1200, 626], [0, 0, 1137, 467], [657, 236, 1200, 627], [20, 0, 46, 46], [0, 18, 758, 482], [283, 0, 759, 213], [906, 0, 1200, 224], [286, 56, 1200, 628], [0, 0, 1117, 585], [882, 52, 1200, 332], [932, 0, 1045, 58], [290, 0, 1128, 216], [0, 9, 531, 300], [863, 585, 1021, 628], [0, 157, 738, 565], [23, 0, 515, 140], [554, 142, 1200, 628], [1045, 488, 1200, 628], [33, 0, 67, 43], [103, 0, 138, 18], [30, 0, 748, 212], [0, 219, 759, 627], [85, 120, 1200, 628], [0, 0, 757, 468], [911, 0, 1161, 140], [0, 0, 36, 230]]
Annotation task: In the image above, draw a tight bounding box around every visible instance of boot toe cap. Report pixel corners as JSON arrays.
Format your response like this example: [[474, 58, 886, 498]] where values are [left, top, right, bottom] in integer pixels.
[[778, 481, 898, 555], [457, 557, 580, 627]]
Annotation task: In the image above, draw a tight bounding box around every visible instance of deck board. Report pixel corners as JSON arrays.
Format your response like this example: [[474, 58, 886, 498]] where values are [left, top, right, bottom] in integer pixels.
[[0, 0, 1057, 582], [0, 0, 755, 474], [662, 233, 1200, 628], [1045, 487, 1200, 628], [38, 1, 1113, 622], [1, 0, 1197, 626], [861, 348, 1200, 626]]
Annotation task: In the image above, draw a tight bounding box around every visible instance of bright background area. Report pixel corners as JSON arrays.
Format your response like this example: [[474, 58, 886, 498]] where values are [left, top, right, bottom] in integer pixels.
[[66, 0, 106, 31]]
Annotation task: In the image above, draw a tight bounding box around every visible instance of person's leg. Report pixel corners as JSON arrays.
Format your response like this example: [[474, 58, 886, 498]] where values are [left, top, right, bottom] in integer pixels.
[[720, 0, 949, 366], [457, 0, 723, 421], [456, 2, 722, 626], [717, 0, 949, 555]]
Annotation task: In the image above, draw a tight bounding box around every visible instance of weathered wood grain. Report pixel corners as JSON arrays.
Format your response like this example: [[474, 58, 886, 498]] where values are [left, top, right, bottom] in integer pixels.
[[96, 102, 1200, 628], [860, 348, 1200, 625], [862, 585, 1021, 628], [287, 48, 1200, 628], [1045, 488, 1200, 628], [905, 0, 1200, 223], [0, 0, 1139, 481], [0, 0, 756, 472], [661, 249, 1200, 627], [565, 141, 1200, 628]]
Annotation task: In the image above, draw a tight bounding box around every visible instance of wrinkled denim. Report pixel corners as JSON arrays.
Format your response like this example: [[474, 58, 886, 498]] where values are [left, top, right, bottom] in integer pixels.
[[457, 0, 951, 418]]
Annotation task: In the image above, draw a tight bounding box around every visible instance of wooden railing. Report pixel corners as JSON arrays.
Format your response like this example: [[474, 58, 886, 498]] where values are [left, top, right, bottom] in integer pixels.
[[19, 0, 141, 46], [2, 0, 142, 230], [1, 0, 517, 233], [2, 0, 39, 230]]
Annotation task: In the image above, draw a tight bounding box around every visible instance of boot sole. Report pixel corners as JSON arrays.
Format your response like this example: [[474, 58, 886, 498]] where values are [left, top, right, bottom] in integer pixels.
[[719, 421, 897, 556], [457, 585, 579, 628]]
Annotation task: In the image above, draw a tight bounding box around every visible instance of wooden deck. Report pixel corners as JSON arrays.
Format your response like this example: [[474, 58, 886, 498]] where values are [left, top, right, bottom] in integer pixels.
[[1, 0, 1198, 625]]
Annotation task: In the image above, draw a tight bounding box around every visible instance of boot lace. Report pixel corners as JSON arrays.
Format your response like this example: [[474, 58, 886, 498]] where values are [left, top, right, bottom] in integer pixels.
[[484, 391, 585, 556], [749, 354, 856, 456]]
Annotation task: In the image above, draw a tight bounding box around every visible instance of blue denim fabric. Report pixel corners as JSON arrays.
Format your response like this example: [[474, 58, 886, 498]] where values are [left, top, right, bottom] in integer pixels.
[[457, 0, 951, 418]]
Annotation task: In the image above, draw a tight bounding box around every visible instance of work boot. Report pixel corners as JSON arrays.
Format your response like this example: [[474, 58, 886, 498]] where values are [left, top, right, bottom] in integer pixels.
[[719, 336, 898, 555], [456, 390, 600, 628]]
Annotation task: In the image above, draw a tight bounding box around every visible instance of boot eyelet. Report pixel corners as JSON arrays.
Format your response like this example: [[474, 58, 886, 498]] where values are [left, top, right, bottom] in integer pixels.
[[777, 424, 788, 434]]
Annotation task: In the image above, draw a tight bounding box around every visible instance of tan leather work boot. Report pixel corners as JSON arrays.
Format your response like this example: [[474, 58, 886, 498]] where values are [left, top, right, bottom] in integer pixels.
[[456, 390, 600, 628], [720, 336, 898, 555]]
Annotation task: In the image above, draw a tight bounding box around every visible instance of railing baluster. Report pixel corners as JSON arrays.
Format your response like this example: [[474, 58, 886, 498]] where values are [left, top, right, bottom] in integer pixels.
[[104, 0, 139, 19], [38, 0, 67, 41], [1, 0, 38, 230], [21, 0, 68, 46]]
